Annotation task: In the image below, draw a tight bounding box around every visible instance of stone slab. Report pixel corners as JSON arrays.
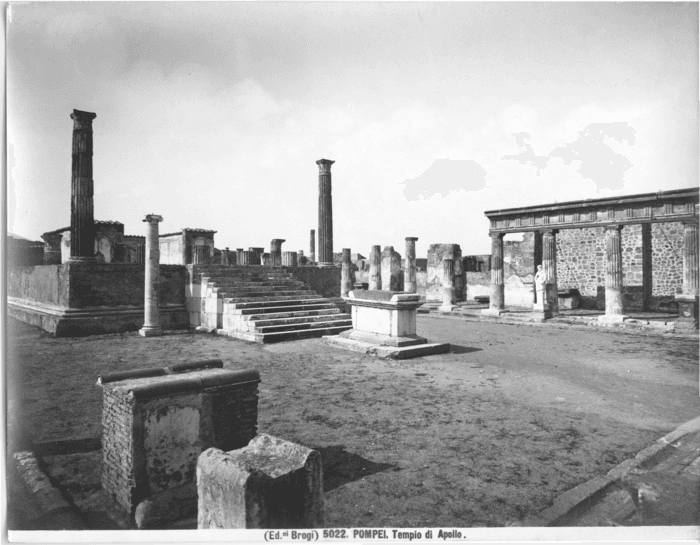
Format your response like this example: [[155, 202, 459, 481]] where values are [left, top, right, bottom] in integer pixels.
[[324, 335, 450, 359], [134, 481, 198, 529], [339, 328, 427, 347], [480, 308, 504, 317]]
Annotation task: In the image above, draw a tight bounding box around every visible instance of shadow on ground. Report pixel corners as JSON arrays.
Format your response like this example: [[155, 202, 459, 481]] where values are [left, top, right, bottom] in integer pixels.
[[313, 445, 396, 492], [449, 345, 483, 355]]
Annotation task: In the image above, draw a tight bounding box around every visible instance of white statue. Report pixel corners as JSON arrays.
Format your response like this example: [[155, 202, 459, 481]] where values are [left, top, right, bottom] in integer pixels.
[[534, 264, 548, 310]]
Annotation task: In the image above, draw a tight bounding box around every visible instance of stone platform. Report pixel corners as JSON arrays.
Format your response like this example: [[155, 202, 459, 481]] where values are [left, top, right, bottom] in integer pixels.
[[323, 290, 450, 359]]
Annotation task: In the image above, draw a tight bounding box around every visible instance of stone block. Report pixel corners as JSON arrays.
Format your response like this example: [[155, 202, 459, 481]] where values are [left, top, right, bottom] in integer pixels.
[[426, 244, 464, 302], [97, 361, 260, 518], [197, 434, 323, 529]]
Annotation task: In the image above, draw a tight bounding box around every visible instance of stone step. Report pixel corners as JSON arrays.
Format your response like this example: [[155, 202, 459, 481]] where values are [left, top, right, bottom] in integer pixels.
[[323, 336, 451, 359], [202, 273, 294, 282], [256, 324, 353, 343], [234, 303, 339, 316], [251, 315, 352, 331], [218, 290, 316, 300], [211, 284, 309, 293], [243, 308, 341, 321], [206, 280, 304, 288], [224, 295, 325, 306]]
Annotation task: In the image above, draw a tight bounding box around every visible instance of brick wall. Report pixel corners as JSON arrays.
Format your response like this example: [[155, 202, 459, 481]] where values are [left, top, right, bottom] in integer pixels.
[[97, 362, 260, 515]]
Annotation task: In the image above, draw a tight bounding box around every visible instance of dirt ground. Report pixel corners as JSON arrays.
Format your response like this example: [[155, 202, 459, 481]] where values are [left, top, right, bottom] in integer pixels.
[[6, 316, 699, 528]]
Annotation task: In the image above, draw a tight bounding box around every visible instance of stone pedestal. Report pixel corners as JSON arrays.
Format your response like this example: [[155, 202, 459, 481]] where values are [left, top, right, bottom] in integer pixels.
[[381, 246, 402, 291], [324, 290, 450, 359], [309, 230, 316, 264], [96, 361, 260, 525], [270, 239, 285, 267], [317, 159, 335, 268], [532, 285, 552, 321], [282, 251, 298, 267], [482, 233, 505, 316], [404, 237, 418, 293], [439, 258, 455, 312], [69, 109, 97, 261], [599, 225, 627, 324], [340, 248, 354, 297], [369, 245, 382, 290], [140, 215, 164, 337], [197, 434, 323, 529]]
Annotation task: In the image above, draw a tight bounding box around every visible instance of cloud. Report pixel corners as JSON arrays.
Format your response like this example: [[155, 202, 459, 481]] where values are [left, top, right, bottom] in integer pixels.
[[501, 132, 550, 174], [401, 159, 488, 201]]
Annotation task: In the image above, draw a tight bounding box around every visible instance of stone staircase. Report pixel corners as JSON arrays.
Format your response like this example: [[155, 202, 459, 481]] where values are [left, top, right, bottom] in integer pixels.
[[196, 265, 352, 343]]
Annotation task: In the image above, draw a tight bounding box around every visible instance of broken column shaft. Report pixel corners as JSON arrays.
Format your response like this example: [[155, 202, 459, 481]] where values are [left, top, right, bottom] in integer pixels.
[[369, 245, 382, 290], [316, 159, 335, 267], [70, 109, 97, 261], [404, 237, 419, 293], [270, 239, 286, 267], [341, 248, 353, 297], [309, 230, 316, 263]]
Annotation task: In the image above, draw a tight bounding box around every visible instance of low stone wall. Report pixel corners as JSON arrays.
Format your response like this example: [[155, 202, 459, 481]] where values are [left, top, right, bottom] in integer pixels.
[[7, 262, 188, 335], [287, 266, 341, 300]]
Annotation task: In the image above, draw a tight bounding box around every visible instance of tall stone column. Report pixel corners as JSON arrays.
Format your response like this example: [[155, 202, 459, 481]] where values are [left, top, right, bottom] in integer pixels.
[[139, 215, 164, 337], [316, 159, 335, 268], [675, 220, 699, 328], [341, 249, 354, 297], [381, 247, 402, 291], [404, 237, 419, 293], [270, 239, 285, 267], [69, 109, 97, 261], [439, 258, 455, 312], [369, 245, 382, 290], [542, 230, 559, 316], [240, 251, 252, 265], [482, 233, 505, 316], [236, 249, 243, 264], [532, 231, 543, 304], [599, 225, 627, 323], [309, 230, 316, 263]]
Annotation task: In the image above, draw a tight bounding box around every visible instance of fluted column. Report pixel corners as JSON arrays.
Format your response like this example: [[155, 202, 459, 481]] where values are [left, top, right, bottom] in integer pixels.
[[317, 159, 335, 267], [439, 258, 455, 312], [139, 214, 163, 337], [270, 239, 285, 267], [236, 249, 243, 264], [282, 251, 298, 267], [369, 245, 382, 290], [542, 230, 559, 316], [482, 233, 505, 315], [240, 251, 253, 265], [599, 225, 626, 322], [404, 237, 419, 293], [341, 248, 354, 297], [675, 220, 699, 328], [309, 230, 316, 263], [69, 109, 97, 261]]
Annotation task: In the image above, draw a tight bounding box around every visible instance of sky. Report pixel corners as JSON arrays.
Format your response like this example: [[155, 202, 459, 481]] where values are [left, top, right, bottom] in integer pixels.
[[7, 2, 699, 256]]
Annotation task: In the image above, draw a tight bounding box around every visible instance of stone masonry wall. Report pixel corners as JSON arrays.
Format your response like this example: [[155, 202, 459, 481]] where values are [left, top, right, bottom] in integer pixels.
[[287, 266, 341, 300], [651, 222, 684, 296]]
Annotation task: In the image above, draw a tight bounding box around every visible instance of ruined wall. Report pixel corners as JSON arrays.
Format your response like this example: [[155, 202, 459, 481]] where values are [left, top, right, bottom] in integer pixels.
[[287, 266, 341, 299], [160, 234, 185, 265], [99, 365, 260, 516], [7, 265, 70, 307], [426, 244, 465, 302], [651, 222, 684, 296], [67, 263, 186, 308]]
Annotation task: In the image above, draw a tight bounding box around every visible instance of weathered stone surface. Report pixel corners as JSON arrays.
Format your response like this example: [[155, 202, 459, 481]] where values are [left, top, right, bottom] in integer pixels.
[[97, 363, 260, 517], [134, 481, 197, 529], [282, 251, 298, 268], [340, 248, 354, 297], [270, 240, 286, 267], [601, 225, 626, 320], [439, 258, 455, 312], [427, 244, 464, 302], [309, 230, 316, 263], [69, 109, 97, 261], [404, 237, 418, 293], [381, 246, 402, 291], [197, 434, 323, 529], [369, 245, 382, 290]]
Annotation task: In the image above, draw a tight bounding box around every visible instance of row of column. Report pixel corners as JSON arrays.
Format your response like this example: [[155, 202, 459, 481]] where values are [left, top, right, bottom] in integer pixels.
[[484, 222, 699, 321]]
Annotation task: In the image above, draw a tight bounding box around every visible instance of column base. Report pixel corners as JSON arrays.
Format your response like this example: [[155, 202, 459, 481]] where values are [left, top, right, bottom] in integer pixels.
[[438, 305, 455, 313], [531, 310, 552, 322], [481, 308, 504, 317], [317, 262, 335, 268], [597, 314, 628, 324], [139, 326, 163, 337], [674, 295, 699, 328]]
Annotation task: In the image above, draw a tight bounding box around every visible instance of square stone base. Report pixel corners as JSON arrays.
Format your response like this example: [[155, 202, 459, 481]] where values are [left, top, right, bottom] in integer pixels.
[[531, 310, 552, 322], [339, 329, 427, 347], [675, 295, 699, 328], [324, 335, 450, 359], [481, 308, 504, 317], [139, 327, 164, 337], [597, 314, 628, 324]]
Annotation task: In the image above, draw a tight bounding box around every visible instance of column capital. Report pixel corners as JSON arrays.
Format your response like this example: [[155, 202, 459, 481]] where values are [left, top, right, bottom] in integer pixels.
[[682, 219, 699, 227], [541, 229, 559, 236], [70, 109, 97, 129], [316, 159, 335, 174], [271, 239, 286, 244], [603, 224, 623, 232], [143, 214, 163, 223], [489, 232, 505, 239], [405, 237, 419, 242]]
